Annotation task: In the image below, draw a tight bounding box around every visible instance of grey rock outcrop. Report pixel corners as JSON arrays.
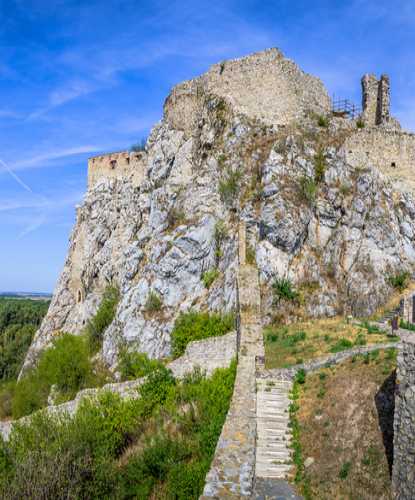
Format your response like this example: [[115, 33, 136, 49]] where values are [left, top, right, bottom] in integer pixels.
[[22, 48, 415, 375]]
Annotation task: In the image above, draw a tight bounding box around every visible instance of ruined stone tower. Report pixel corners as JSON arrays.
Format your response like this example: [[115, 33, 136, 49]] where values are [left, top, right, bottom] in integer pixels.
[[361, 73, 390, 126]]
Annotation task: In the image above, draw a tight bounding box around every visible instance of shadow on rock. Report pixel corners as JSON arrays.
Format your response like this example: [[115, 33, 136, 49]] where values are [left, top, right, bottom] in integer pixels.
[[375, 369, 396, 476]]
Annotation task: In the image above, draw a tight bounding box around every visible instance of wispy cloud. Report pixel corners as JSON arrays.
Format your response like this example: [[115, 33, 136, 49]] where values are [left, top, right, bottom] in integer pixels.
[[9, 145, 104, 171], [27, 79, 98, 119]]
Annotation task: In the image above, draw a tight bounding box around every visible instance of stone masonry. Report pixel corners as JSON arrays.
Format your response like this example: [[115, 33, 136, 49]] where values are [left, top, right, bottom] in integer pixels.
[[88, 150, 147, 189], [201, 223, 263, 498], [392, 332, 415, 499]]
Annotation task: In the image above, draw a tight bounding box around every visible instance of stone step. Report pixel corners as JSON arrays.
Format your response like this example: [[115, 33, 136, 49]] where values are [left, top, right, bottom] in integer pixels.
[[255, 376, 293, 480]]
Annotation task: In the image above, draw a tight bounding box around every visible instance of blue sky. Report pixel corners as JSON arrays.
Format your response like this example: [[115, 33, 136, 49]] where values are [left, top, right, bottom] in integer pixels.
[[1, 0, 415, 292]]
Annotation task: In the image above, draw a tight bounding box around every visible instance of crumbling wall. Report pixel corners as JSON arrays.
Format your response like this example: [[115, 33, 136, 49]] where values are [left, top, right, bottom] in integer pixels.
[[164, 48, 331, 136], [88, 151, 147, 188], [344, 128, 415, 193], [392, 333, 415, 499]]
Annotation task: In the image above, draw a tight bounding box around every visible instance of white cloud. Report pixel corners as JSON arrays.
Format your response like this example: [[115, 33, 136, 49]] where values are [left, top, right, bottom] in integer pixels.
[[9, 145, 104, 171]]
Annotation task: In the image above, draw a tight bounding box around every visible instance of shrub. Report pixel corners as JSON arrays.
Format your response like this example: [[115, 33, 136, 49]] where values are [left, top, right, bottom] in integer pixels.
[[272, 277, 299, 305], [317, 115, 329, 127], [214, 220, 227, 260], [299, 176, 317, 204], [314, 149, 326, 183], [12, 333, 94, 418], [356, 118, 365, 129], [171, 311, 234, 358], [145, 291, 162, 313], [295, 369, 306, 384], [329, 338, 353, 353], [202, 269, 220, 289], [130, 138, 146, 152], [339, 461, 351, 479], [0, 362, 237, 499], [219, 168, 242, 204], [118, 350, 164, 380], [85, 286, 120, 353], [0, 381, 15, 419], [388, 271, 410, 291]]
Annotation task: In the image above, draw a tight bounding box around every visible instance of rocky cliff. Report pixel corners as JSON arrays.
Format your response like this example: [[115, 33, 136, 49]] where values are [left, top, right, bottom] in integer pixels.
[[22, 48, 415, 373]]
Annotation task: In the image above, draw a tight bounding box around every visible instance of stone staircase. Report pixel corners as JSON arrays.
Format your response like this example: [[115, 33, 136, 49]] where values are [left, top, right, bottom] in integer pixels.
[[255, 378, 293, 479]]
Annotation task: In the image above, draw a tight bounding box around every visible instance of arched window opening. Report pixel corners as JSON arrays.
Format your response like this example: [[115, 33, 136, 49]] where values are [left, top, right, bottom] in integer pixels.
[[77, 289, 82, 303], [391, 162, 396, 168]]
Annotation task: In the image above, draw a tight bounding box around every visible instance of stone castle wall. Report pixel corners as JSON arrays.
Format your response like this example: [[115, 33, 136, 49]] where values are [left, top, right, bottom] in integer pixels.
[[344, 128, 415, 193], [88, 151, 147, 189], [164, 48, 331, 136], [392, 333, 415, 499]]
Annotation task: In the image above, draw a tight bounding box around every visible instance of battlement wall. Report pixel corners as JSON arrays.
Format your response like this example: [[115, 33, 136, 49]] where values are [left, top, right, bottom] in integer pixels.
[[344, 127, 415, 192], [392, 333, 415, 499], [164, 48, 331, 136], [88, 151, 147, 189]]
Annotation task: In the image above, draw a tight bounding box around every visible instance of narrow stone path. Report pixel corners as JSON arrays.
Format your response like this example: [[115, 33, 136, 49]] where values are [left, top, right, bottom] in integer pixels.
[[255, 378, 293, 479]]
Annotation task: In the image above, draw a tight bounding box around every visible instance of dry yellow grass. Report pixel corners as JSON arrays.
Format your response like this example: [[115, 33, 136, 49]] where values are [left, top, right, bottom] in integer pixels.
[[264, 317, 396, 369], [295, 350, 396, 499]]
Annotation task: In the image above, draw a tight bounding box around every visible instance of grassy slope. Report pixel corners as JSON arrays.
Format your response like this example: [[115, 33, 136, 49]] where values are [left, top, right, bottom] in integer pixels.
[[264, 317, 397, 369], [295, 349, 396, 499]]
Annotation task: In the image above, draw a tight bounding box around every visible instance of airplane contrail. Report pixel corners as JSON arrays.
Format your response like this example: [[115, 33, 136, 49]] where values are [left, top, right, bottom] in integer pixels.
[[0, 158, 35, 193]]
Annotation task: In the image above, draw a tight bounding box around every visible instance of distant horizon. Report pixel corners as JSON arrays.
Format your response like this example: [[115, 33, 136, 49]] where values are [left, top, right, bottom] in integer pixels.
[[0, 291, 52, 297]]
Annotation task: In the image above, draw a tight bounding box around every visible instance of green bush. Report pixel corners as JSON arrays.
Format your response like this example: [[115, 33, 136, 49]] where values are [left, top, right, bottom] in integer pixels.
[[218, 168, 242, 204], [356, 119, 365, 129], [314, 150, 326, 183], [299, 176, 317, 204], [171, 311, 234, 358], [85, 286, 120, 353], [1, 362, 237, 499], [118, 349, 165, 381], [12, 333, 95, 418], [272, 277, 299, 304], [339, 461, 352, 479], [145, 291, 163, 313], [202, 269, 220, 289], [388, 271, 410, 291], [317, 115, 329, 127], [214, 220, 227, 260], [295, 369, 306, 384]]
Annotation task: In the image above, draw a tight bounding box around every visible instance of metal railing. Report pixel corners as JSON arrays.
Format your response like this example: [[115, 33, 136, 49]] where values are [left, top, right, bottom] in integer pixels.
[[331, 97, 361, 120]]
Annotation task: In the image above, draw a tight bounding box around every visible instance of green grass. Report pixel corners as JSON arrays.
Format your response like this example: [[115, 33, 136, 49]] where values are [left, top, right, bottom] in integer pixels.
[[0, 362, 236, 499], [388, 271, 410, 292], [171, 311, 234, 358], [202, 269, 220, 289], [145, 291, 163, 313]]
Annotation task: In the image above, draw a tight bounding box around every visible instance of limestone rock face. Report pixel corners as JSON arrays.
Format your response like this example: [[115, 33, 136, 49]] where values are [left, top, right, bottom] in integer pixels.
[[22, 48, 415, 373]]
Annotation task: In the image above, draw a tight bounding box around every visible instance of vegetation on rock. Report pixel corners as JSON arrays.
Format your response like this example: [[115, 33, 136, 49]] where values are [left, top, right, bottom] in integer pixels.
[[0, 362, 236, 499], [85, 286, 120, 353], [171, 311, 234, 358]]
